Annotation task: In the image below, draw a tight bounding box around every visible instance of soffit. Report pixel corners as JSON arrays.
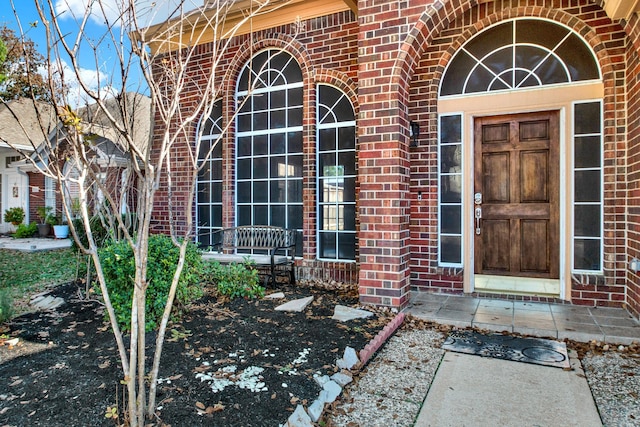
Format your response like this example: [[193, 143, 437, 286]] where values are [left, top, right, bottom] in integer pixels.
[[143, 0, 354, 53], [603, 0, 640, 19]]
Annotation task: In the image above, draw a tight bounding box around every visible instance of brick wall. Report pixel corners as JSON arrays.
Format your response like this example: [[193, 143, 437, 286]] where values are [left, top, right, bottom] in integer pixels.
[[150, 11, 360, 279], [624, 13, 640, 318], [398, 0, 632, 309], [149, 1, 640, 314]]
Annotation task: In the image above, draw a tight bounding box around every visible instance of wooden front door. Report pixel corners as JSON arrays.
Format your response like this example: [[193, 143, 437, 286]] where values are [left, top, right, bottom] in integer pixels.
[[474, 111, 559, 279]]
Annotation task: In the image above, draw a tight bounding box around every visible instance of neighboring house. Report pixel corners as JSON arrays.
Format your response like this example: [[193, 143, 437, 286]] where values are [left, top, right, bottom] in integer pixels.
[[0, 94, 151, 230], [148, 0, 640, 319], [0, 98, 56, 232]]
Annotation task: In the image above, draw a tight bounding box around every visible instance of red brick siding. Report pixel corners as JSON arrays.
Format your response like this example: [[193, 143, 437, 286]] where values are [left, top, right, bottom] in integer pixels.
[[400, 1, 630, 309], [624, 13, 640, 318], [150, 11, 360, 280]]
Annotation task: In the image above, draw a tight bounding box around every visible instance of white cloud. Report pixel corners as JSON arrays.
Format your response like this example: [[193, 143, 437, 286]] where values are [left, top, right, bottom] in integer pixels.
[[44, 59, 111, 107], [54, 0, 201, 27]]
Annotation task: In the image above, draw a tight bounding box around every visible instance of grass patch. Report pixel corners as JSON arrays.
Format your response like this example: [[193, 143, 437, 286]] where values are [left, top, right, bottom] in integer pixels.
[[0, 248, 82, 317]]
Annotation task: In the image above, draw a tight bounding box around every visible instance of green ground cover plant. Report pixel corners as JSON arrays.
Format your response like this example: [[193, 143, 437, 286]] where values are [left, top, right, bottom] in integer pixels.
[[98, 235, 204, 332]]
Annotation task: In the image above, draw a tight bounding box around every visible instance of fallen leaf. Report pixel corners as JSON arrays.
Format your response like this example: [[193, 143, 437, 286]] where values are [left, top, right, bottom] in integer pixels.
[[195, 401, 205, 410], [9, 379, 23, 387]]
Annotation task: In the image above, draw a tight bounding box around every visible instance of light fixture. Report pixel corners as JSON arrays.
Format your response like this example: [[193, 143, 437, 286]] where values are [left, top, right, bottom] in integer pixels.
[[409, 121, 420, 147]]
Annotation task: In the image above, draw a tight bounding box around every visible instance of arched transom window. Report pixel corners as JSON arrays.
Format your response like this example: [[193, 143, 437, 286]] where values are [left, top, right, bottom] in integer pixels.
[[440, 19, 600, 96]]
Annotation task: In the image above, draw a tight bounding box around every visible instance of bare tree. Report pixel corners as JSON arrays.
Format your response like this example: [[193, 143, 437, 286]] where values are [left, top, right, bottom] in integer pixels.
[[3, 1, 298, 425]]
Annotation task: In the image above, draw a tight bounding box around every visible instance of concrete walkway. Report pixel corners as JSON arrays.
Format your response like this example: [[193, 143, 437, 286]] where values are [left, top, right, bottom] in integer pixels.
[[406, 291, 640, 345], [0, 237, 71, 252], [415, 351, 602, 427], [404, 292, 640, 427]]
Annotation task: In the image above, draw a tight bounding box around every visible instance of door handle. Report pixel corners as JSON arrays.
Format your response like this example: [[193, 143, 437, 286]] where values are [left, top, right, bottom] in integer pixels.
[[475, 207, 482, 235]]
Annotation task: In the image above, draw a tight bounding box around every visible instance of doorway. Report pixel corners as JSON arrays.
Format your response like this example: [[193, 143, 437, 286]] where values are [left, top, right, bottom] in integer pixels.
[[473, 111, 560, 293]]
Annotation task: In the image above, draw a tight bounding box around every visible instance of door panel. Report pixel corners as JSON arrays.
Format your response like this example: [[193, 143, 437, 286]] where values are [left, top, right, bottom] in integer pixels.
[[474, 111, 559, 279]]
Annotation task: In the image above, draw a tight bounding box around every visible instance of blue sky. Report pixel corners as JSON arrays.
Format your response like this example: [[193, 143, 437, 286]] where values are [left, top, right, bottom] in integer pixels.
[[2, 0, 196, 105]]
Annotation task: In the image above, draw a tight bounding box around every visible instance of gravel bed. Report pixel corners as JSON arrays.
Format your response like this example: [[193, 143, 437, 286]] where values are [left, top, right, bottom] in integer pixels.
[[582, 351, 640, 426], [325, 323, 640, 427]]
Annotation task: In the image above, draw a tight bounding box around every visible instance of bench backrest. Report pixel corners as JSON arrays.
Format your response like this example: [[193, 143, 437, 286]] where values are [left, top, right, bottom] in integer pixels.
[[217, 226, 296, 252]]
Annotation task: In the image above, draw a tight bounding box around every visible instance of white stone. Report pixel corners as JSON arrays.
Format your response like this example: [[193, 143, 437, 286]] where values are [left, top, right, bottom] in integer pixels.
[[265, 292, 285, 299], [275, 296, 314, 312], [336, 346, 359, 370], [331, 305, 374, 322], [320, 380, 342, 404], [286, 404, 313, 427], [314, 374, 330, 387], [330, 371, 353, 387], [307, 399, 325, 422]]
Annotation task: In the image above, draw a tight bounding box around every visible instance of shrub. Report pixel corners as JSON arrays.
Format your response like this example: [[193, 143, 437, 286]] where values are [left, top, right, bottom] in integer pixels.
[[4, 207, 25, 225], [14, 222, 38, 238], [98, 235, 204, 332], [203, 259, 264, 300], [0, 289, 13, 323]]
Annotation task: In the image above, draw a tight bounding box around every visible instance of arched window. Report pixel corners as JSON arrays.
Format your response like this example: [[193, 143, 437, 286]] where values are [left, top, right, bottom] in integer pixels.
[[317, 84, 356, 261], [235, 49, 303, 255], [440, 19, 600, 96], [196, 100, 223, 248]]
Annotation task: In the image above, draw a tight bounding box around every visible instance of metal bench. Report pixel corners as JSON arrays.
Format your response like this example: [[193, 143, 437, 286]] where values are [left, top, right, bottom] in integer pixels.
[[201, 225, 296, 286]]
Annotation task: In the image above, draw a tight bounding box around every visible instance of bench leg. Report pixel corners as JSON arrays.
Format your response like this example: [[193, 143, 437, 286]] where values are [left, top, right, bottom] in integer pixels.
[[290, 266, 296, 285]]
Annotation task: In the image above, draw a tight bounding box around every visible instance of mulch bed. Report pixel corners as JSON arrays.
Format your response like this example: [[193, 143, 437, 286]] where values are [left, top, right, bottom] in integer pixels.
[[0, 281, 393, 426]]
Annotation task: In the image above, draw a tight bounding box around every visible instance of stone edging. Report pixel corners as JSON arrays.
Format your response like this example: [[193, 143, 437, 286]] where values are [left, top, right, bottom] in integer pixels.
[[283, 312, 406, 426]]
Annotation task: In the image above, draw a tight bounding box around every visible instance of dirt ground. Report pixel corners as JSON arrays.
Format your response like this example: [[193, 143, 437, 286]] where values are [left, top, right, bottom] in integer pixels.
[[0, 281, 393, 426]]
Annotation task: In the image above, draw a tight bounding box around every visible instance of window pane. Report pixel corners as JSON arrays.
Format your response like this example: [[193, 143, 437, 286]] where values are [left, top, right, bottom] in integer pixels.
[[441, 205, 462, 234], [289, 132, 303, 152], [254, 134, 268, 156], [198, 182, 210, 203], [289, 87, 303, 106], [343, 205, 356, 230], [575, 136, 601, 168], [237, 181, 251, 203], [287, 180, 302, 203], [211, 183, 222, 203], [319, 128, 336, 151], [271, 90, 286, 109], [270, 133, 286, 154], [575, 171, 601, 202], [254, 112, 268, 131], [339, 152, 356, 175], [253, 157, 268, 179], [574, 205, 601, 237], [343, 178, 356, 203], [338, 233, 356, 260], [441, 116, 462, 143], [574, 102, 601, 134], [254, 205, 268, 225], [441, 236, 462, 264], [271, 109, 286, 129], [289, 107, 303, 127], [288, 205, 303, 229], [271, 206, 285, 228], [270, 180, 286, 202], [319, 153, 334, 171], [338, 126, 356, 150], [319, 232, 337, 259], [211, 160, 222, 180], [237, 159, 252, 179], [237, 136, 252, 157], [441, 176, 462, 203], [574, 239, 601, 270], [289, 155, 303, 176], [238, 206, 251, 225], [254, 181, 268, 203]]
